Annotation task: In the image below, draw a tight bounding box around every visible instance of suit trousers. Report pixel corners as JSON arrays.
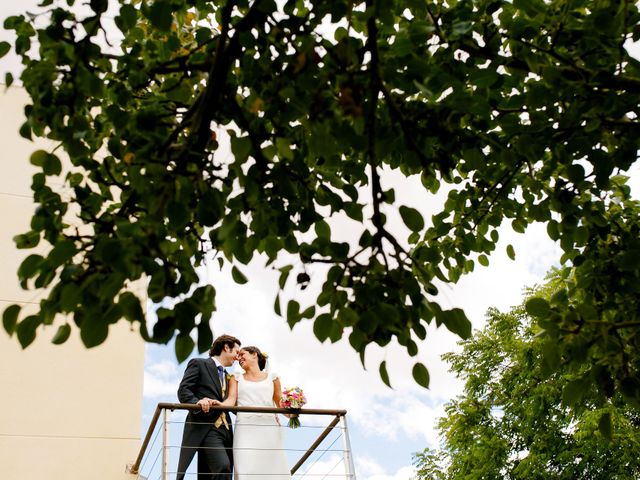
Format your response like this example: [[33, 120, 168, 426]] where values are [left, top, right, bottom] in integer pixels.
[[176, 422, 233, 480]]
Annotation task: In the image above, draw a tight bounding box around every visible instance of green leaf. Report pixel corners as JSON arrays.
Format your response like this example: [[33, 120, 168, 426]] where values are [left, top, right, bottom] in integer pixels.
[[147, 0, 173, 31], [340, 308, 358, 326], [117, 4, 137, 32], [48, 240, 76, 267], [5, 72, 14, 87], [328, 242, 349, 260], [506, 244, 515, 260], [231, 265, 248, 284], [278, 265, 293, 289], [562, 377, 589, 406], [19, 122, 31, 140], [547, 220, 560, 240], [512, 218, 526, 233], [0, 41, 10, 58], [80, 319, 108, 348], [451, 20, 473, 36], [118, 292, 144, 322], [598, 412, 612, 441], [412, 362, 430, 389], [58, 284, 80, 312], [513, 0, 545, 17], [197, 320, 213, 353], [329, 322, 344, 343], [17, 315, 41, 348], [470, 68, 499, 88], [525, 297, 550, 317], [89, 0, 108, 14], [541, 339, 561, 372], [379, 360, 392, 388], [286, 299, 300, 327], [615, 250, 640, 272], [313, 313, 332, 342], [3, 304, 21, 335], [301, 305, 315, 319], [315, 220, 331, 240], [399, 205, 424, 232], [440, 308, 472, 339], [231, 136, 252, 161], [359, 348, 366, 368], [566, 163, 585, 184], [274, 293, 281, 316], [44, 154, 62, 176], [14, 231, 40, 249], [175, 333, 195, 363], [166, 200, 189, 229], [30, 151, 62, 176], [29, 150, 48, 167], [51, 323, 71, 345], [344, 202, 363, 221], [348, 329, 367, 351], [197, 190, 224, 226], [18, 254, 43, 280]]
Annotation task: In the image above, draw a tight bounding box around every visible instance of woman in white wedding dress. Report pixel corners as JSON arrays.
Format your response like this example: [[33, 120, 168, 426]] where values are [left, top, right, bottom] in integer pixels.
[[213, 346, 290, 480]]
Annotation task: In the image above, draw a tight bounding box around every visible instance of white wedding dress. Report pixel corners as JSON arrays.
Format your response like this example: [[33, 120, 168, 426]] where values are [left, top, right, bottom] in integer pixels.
[[233, 371, 290, 479]]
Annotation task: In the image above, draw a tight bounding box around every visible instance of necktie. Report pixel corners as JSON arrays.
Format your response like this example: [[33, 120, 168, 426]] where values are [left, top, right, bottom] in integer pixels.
[[217, 365, 225, 389], [214, 365, 229, 430]]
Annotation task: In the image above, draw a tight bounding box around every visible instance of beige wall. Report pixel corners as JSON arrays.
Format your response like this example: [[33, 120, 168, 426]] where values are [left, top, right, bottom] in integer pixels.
[[0, 87, 145, 479]]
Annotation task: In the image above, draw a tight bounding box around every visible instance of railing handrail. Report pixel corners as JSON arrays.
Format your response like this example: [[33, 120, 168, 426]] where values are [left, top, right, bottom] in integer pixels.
[[130, 403, 347, 475], [158, 403, 347, 416]]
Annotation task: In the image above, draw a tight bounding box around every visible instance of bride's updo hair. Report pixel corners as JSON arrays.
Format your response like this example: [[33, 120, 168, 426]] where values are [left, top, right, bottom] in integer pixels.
[[243, 346, 268, 371]]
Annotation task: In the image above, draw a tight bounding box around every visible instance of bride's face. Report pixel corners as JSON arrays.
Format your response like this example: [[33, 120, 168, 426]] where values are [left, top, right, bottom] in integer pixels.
[[238, 350, 257, 369]]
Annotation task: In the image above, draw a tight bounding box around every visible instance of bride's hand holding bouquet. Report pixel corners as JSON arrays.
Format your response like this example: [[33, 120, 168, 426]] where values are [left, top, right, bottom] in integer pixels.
[[280, 386, 307, 428]]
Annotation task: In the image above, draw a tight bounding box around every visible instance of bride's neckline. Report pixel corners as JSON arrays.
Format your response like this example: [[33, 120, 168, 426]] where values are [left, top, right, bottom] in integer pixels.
[[242, 373, 269, 383]]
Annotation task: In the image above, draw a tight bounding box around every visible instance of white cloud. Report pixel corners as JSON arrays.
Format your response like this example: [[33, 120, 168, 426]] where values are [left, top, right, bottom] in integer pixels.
[[292, 453, 349, 479], [293, 451, 415, 480], [147, 358, 180, 378], [357, 456, 416, 480], [143, 358, 182, 398]]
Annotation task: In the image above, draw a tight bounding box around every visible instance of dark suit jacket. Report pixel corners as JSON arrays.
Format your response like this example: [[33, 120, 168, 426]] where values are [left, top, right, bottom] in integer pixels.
[[178, 357, 232, 430], [176, 357, 233, 478]]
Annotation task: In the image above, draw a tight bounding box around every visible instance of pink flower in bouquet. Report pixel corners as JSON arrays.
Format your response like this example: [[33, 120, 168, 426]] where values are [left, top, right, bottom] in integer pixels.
[[280, 387, 307, 428]]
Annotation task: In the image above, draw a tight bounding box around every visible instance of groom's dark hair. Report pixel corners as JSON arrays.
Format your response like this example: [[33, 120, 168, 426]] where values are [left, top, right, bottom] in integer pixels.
[[209, 334, 241, 357]]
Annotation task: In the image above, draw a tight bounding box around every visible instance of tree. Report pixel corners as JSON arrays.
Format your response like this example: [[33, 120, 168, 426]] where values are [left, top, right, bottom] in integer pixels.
[[414, 291, 640, 479], [1, 0, 640, 390]]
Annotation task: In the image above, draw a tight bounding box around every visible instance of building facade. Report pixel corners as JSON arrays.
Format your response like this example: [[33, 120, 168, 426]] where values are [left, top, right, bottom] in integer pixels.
[[0, 86, 145, 479]]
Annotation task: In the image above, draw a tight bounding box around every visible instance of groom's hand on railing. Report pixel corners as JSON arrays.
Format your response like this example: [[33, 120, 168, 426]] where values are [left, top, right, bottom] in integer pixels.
[[196, 397, 215, 413]]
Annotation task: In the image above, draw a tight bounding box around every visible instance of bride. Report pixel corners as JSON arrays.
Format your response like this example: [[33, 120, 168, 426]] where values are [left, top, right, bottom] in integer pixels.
[[213, 346, 291, 479]]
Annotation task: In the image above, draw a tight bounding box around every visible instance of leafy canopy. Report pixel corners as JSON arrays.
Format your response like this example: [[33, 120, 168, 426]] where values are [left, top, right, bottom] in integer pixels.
[[2, 0, 640, 389], [414, 288, 640, 479]]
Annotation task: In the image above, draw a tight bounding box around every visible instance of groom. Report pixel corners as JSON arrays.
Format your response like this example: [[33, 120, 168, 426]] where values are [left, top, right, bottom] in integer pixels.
[[176, 334, 241, 479]]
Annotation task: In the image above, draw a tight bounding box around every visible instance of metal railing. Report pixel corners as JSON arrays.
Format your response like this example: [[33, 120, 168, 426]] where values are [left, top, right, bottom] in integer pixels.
[[127, 403, 355, 479]]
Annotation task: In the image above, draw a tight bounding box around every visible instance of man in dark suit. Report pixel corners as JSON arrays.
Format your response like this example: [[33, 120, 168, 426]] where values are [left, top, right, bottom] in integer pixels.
[[176, 334, 241, 479]]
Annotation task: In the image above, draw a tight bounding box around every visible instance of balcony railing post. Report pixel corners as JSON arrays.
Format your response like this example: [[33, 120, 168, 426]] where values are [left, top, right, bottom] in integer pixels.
[[162, 408, 169, 480], [340, 415, 356, 479]]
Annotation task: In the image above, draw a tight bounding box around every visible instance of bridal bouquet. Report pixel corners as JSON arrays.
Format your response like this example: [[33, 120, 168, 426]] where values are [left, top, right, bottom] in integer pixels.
[[280, 386, 307, 429]]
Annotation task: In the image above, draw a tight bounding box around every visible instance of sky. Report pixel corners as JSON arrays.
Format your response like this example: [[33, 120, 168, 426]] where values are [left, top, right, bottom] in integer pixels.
[[2, 2, 640, 479], [138, 218, 563, 479]]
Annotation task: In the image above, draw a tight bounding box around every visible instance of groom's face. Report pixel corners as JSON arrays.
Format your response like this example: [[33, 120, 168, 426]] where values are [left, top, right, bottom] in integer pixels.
[[221, 343, 241, 367]]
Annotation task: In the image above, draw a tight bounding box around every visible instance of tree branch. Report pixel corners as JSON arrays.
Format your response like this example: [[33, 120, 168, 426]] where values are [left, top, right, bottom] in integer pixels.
[[365, 1, 383, 251]]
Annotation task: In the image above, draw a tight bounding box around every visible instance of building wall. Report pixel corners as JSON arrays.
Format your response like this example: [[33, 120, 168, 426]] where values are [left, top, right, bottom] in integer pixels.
[[0, 87, 145, 479]]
